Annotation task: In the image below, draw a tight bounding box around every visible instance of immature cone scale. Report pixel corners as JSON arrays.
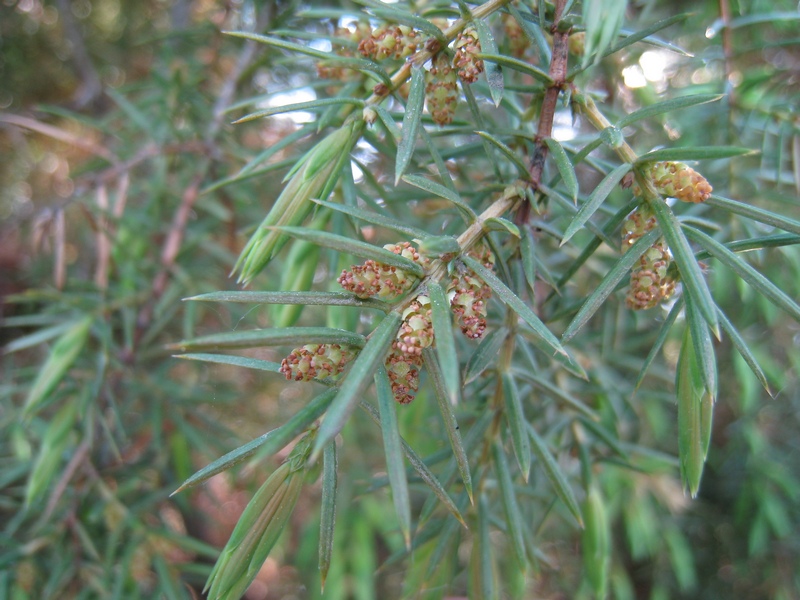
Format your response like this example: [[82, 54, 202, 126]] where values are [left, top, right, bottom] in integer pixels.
[[448, 244, 494, 339], [622, 206, 677, 310], [644, 161, 713, 204], [397, 296, 434, 356], [425, 52, 459, 126], [621, 205, 657, 248], [337, 242, 429, 301], [385, 344, 423, 405], [453, 28, 484, 84], [335, 239, 496, 402], [279, 344, 355, 382], [383, 295, 435, 404], [358, 24, 419, 61], [627, 241, 676, 310]]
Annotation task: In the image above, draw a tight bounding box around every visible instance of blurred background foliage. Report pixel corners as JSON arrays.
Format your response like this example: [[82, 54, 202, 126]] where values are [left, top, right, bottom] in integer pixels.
[[1, 0, 799, 599]]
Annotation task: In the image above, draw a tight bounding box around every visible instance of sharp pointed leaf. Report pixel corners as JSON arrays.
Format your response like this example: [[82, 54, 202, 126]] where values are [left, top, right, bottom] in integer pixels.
[[375, 368, 412, 548], [319, 441, 337, 591], [507, 4, 551, 64], [185, 290, 388, 310], [561, 228, 661, 342], [544, 138, 579, 202], [516, 330, 589, 380], [475, 131, 530, 180], [274, 227, 426, 277], [492, 442, 527, 569], [676, 326, 713, 498], [427, 282, 461, 406], [578, 416, 627, 458], [373, 104, 401, 141], [475, 52, 551, 85], [170, 327, 365, 352], [473, 21, 504, 106], [233, 98, 365, 124], [685, 226, 800, 324], [520, 228, 538, 294], [313, 312, 402, 457], [462, 256, 565, 356], [311, 198, 430, 239], [23, 316, 92, 417], [527, 424, 583, 526], [512, 370, 597, 419], [637, 146, 755, 163], [173, 389, 335, 495], [3, 321, 73, 354], [684, 294, 718, 399], [424, 350, 473, 504], [634, 297, 684, 391], [471, 495, 496, 598], [359, 400, 466, 528], [223, 32, 391, 85], [395, 65, 426, 185], [617, 94, 723, 128], [175, 353, 283, 375], [501, 373, 531, 481], [555, 198, 640, 290], [582, 0, 626, 68], [368, 7, 447, 43], [706, 195, 800, 236], [716, 307, 771, 395], [582, 486, 610, 597], [569, 14, 691, 79], [561, 164, 631, 246], [721, 11, 800, 30], [649, 200, 719, 336], [402, 174, 477, 220], [464, 327, 508, 384]]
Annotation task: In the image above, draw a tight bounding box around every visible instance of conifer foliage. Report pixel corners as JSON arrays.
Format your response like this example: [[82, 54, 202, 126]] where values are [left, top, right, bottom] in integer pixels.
[[3, 0, 800, 598]]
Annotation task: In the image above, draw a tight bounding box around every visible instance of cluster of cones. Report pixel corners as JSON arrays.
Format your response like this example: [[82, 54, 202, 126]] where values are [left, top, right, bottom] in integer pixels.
[[282, 241, 494, 403]]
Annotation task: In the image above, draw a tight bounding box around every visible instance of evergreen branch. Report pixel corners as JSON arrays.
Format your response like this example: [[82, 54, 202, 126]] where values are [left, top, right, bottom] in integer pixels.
[[518, 0, 569, 225], [363, 0, 513, 105]]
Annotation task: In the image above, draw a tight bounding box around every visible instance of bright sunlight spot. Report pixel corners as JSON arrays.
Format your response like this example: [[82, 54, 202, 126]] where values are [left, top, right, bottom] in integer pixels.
[[552, 109, 576, 141], [622, 65, 647, 88], [640, 50, 670, 82]]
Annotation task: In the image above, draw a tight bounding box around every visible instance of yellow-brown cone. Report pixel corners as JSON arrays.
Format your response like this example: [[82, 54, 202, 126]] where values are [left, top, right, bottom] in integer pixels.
[[425, 52, 459, 126]]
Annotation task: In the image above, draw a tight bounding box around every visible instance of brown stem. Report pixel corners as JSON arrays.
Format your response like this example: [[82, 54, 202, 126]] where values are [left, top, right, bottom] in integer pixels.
[[135, 172, 205, 345], [384, 186, 522, 322], [421, 188, 521, 290], [518, 0, 570, 225], [43, 440, 91, 521], [94, 185, 110, 291], [0, 112, 116, 162], [54, 208, 66, 290]]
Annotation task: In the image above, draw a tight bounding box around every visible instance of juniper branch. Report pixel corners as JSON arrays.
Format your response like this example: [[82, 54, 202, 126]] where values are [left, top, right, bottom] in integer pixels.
[[518, 0, 570, 225]]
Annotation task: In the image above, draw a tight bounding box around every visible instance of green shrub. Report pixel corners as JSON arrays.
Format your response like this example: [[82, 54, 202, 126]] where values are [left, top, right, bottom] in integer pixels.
[[2, 1, 799, 598]]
